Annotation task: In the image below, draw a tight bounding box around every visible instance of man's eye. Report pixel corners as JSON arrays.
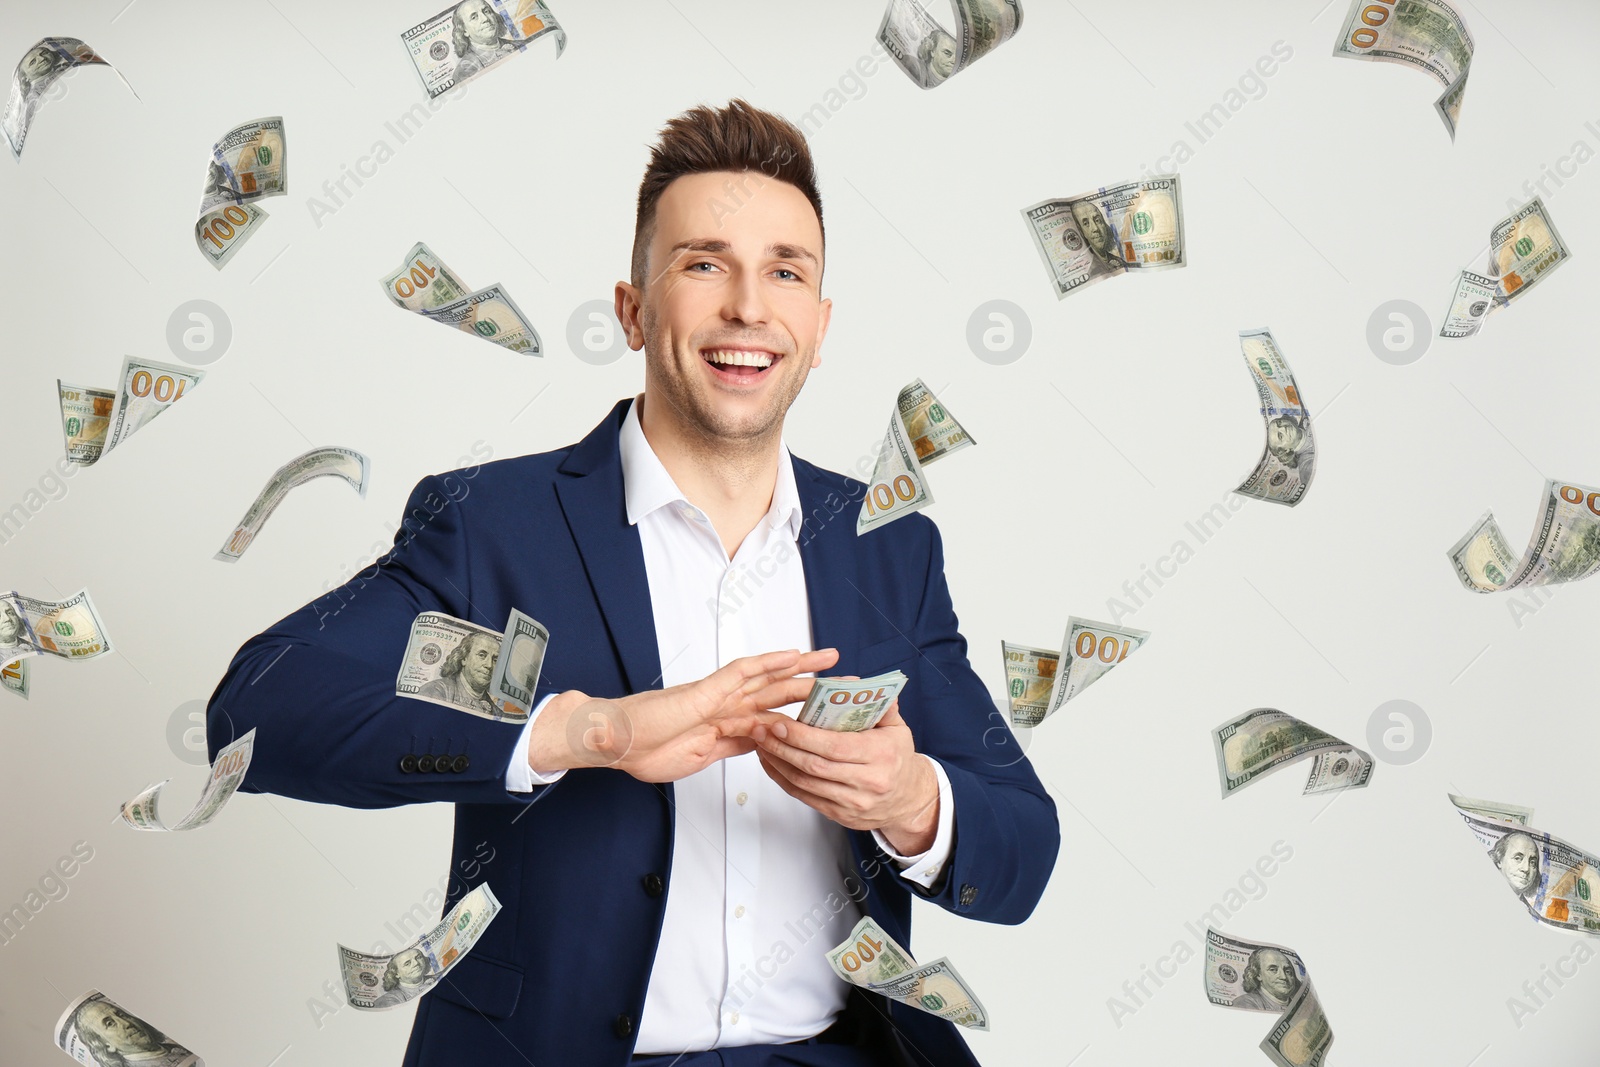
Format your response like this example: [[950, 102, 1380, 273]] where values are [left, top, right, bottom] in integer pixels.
[[773, 268, 799, 281], [688, 262, 718, 273]]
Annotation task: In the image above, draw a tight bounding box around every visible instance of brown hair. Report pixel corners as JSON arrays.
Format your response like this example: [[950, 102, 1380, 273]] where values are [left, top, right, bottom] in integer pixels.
[[631, 99, 823, 290]]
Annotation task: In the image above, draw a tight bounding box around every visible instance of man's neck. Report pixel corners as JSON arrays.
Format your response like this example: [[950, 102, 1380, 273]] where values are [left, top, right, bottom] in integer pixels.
[[637, 393, 783, 559]]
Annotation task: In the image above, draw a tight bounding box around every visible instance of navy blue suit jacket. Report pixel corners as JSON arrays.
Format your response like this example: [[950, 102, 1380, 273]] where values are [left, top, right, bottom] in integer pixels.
[[209, 400, 1060, 1066]]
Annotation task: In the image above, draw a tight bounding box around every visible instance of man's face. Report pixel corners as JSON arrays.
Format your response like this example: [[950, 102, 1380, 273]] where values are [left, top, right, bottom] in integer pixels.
[[396, 949, 429, 983], [0, 608, 21, 645], [621, 170, 830, 450], [928, 32, 957, 79], [1255, 950, 1295, 1001], [1268, 418, 1304, 456], [22, 48, 57, 83], [1499, 834, 1539, 892], [1072, 202, 1113, 256], [81, 1004, 162, 1054], [461, 635, 498, 695], [458, 1, 502, 46]]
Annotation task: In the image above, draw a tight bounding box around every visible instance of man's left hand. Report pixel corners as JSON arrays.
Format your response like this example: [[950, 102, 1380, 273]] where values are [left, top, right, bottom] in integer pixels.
[[750, 702, 939, 855]]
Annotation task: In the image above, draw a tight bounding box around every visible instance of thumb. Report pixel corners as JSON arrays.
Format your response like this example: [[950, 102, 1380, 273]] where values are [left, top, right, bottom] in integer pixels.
[[876, 699, 905, 729]]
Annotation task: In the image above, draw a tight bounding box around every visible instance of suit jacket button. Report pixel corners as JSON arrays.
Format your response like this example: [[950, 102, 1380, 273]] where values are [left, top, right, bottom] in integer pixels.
[[399, 755, 418, 774], [434, 754, 454, 773], [959, 883, 978, 907], [451, 754, 470, 773], [417, 754, 436, 773], [614, 1014, 634, 1037], [643, 873, 664, 897]]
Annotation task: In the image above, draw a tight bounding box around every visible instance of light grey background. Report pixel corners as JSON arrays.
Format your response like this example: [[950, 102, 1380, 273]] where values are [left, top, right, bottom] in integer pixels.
[[3, 0, 1598, 1064]]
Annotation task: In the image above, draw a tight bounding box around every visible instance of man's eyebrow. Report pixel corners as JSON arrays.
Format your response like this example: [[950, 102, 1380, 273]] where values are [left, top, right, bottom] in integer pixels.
[[666, 238, 819, 266]]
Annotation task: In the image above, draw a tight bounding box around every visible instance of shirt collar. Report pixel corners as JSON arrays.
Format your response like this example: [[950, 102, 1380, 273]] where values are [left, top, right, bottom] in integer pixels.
[[620, 395, 804, 541]]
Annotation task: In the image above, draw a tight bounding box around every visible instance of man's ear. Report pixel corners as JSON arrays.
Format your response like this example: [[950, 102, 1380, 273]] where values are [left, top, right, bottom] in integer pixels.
[[615, 281, 645, 350], [812, 296, 833, 369]]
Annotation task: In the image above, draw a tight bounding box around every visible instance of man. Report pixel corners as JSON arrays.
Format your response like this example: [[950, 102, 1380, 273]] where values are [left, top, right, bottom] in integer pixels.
[[917, 28, 957, 87], [1071, 198, 1122, 273], [416, 630, 500, 716], [451, 0, 520, 81], [71, 999, 189, 1067], [373, 947, 442, 1009], [209, 99, 1058, 1066], [1492, 831, 1542, 900], [0, 601, 29, 656], [1232, 948, 1300, 1012], [1265, 415, 1314, 475]]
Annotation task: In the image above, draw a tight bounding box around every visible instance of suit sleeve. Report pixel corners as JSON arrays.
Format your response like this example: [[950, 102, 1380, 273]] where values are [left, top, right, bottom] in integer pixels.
[[891, 519, 1060, 924], [206, 473, 564, 810]]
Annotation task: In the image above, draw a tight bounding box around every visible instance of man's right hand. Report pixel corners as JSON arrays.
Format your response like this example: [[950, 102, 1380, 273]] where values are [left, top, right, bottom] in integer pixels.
[[525, 648, 838, 783]]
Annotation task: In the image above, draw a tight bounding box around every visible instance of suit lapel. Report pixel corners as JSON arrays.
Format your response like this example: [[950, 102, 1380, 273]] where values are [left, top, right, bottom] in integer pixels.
[[553, 401, 664, 695], [795, 461, 860, 677]]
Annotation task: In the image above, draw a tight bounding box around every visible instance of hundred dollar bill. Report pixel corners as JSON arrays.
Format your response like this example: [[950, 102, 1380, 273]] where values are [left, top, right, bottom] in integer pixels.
[[1022, 617, 1149, 724], [488, 608, 549, 717], [1, 657, 26, 698], [56, 383, 113, 466], [397, 610, 540, 722], [339, 884, 503, 1010], [1212, 708, 1373, 799], [1204, 929, 1310, 1013], [827, 916, 988, 1030], [877, 0, 1022, 90], [798, 671, 907, 732], [121, 729, 255, 832], [0, 589, 113, 664], [195, 200, 268, 270], [1000, 641, 1057, 727], [194, 117, 286, 269], [1488, 198, 1571, 311], [3, 38, 118, 160], [1448, 793, 1533, 825], [1447, 479, 1600, 593], [1021, 176, 1185, 299], [859, 381, 972, 534], [382, 241, 473, 312], [384, 243, 545, 357], [1438, 268, 1496, 338], [1206, 929, 1333, 1067], [1452, 800, 1600, 936], [55, 989, 201, 1066], [1235, 328, 1315, 506], [401, 0, 567, 100], [900, 378, 974, 465], [1331, 0, 1473, 138], [1260, 983, 1335, 1067], [59, 357, 204, 467], [216, 447, 370, 561]]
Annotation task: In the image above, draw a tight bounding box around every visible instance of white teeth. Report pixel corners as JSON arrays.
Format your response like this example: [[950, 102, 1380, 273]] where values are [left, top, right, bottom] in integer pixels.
[[704, 349, 774, 368]]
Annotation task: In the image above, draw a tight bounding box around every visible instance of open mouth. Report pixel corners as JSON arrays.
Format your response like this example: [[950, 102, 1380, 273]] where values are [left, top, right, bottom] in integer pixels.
[[702, 348, 782, 382]]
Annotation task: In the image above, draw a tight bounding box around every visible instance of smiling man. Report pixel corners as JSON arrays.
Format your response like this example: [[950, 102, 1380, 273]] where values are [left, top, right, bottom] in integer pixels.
[[209, 99, 1058, 1066]]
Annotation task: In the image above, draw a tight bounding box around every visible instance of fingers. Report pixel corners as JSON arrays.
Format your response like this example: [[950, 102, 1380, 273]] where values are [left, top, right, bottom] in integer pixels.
[[756, 724, 870, 780], [710, 648, 837, 701], [740, 676, 819, 714], [757, 749, 848, 813]]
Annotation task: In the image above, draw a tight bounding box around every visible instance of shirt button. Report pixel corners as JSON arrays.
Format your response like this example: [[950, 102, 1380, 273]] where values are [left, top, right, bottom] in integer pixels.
[[735, 791, 749, 806], [733, 904, 745, 918], [730, 1011, 740, 1025]]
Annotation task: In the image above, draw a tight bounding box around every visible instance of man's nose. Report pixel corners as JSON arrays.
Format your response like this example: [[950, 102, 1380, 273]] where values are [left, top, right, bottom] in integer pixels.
[[723, 269, 771, 326]]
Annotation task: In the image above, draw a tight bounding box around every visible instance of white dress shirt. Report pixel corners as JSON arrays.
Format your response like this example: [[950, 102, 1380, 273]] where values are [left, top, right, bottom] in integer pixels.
[[507, 397, 954, 1052]]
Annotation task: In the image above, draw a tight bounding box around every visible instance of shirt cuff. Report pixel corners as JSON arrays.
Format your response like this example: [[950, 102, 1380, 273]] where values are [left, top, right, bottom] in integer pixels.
[[871, 755, 955, 891], [505, 693, 568, 793]]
